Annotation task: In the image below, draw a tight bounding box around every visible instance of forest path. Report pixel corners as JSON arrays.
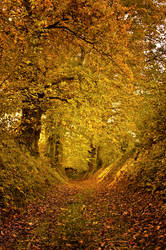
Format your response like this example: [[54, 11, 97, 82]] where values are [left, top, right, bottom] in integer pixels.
[[0, 178, 165, 249]]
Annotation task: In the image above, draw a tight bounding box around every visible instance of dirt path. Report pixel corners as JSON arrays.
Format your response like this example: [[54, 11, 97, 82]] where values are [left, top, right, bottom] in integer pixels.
[[0, 179, 165, 249]]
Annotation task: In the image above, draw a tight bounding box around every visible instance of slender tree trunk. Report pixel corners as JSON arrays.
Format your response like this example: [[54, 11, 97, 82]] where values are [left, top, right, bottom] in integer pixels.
[[88, 144, 103, 175], [45, 116, 63, 168], [96, 146, 103, 169], [46, 132, 62, 167], [88, 143, 97, 174], [16, 107, 42, 156]]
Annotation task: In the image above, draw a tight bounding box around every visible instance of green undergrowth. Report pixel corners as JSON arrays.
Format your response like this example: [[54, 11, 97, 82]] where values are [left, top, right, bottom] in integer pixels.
[[0, 139, 66, 209]]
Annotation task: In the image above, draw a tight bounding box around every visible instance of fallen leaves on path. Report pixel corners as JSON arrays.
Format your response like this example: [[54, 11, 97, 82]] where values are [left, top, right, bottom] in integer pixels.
[[0, 178, 165, 249]]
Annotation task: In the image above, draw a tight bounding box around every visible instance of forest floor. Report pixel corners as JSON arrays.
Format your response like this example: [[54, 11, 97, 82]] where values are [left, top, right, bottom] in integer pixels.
[[0, 178, 165, 250]]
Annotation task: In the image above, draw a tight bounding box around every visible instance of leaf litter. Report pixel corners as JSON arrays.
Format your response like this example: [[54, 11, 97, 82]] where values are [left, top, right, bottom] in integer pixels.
[[0, 178, 165, 249]]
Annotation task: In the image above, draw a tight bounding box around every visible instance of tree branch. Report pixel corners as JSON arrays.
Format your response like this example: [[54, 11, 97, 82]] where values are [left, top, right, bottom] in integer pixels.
[[44, 21, 61, 29], [23, 0, 32, 16], [44, 76, 75, 89], [44, 24, 94, 45], [47, 96, 68, 103]]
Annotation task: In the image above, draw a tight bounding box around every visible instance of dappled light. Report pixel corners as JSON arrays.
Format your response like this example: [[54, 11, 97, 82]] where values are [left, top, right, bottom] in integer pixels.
[[0, 0, 166, 249]]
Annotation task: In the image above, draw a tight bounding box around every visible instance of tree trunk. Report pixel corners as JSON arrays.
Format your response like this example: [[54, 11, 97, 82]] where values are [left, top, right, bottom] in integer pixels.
[[16, 107, 42, 156], [88, 144, 103, 175], [96, 146, 103, 169], [45, 116, 63, 168], [88, 143, 97, 174], [46, 133, 62, 167]]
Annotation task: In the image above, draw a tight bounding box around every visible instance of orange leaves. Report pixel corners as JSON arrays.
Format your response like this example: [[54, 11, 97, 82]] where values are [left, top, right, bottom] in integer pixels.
[[30, 0, 53, 10]]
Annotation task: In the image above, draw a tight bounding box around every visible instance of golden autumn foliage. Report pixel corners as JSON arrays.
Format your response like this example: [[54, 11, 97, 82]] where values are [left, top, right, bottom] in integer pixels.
[[0, 0, 166, 211], [0, 2, 166, 249]]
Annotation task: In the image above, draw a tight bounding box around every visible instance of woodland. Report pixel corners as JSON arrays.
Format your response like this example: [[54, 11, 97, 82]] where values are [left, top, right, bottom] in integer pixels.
[[0, 0, 166, 249]]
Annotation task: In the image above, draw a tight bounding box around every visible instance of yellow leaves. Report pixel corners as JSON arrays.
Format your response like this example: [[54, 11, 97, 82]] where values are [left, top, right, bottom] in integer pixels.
[[24, 60, 31, 65], [29, 0, 39, 9], [113, 54, 134, 81], [37, 20, 48, 28], [92, 221, 98, 225], [62, 121, 66, 126], [81, 204, 86, 211], [60, 207, 68, 211]]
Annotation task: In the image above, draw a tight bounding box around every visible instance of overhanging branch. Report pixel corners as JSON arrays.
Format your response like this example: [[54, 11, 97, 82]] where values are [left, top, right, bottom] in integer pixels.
[[47, 96, 68, 103], [44, 23, 94, 45]]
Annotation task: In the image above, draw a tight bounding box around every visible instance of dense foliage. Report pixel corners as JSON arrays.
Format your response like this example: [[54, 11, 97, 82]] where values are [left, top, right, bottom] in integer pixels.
[[0, 1, 166, 249], [0, 0, 165, 216]]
